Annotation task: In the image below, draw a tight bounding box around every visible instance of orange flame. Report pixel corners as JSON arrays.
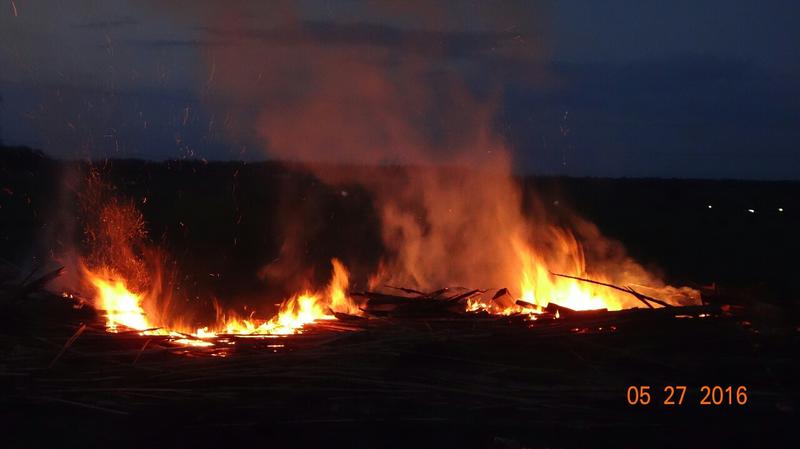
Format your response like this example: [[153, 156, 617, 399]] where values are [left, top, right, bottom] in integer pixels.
[[82, 258, 358, 343], [87, 270, 152, 332], [511, 234, 626, 311], [459, 230, 691, 316], [217, 258, 357, 335]]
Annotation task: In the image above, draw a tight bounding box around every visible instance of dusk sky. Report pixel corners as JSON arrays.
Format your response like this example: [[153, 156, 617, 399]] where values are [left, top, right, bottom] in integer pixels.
[[1, 0, 798, 179]]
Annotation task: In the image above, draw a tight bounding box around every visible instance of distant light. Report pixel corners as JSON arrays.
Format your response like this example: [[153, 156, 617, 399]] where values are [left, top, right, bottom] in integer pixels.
[[778, 207, 784, 212], [707, 205, 713, 209], [747, 209, 755, 214]]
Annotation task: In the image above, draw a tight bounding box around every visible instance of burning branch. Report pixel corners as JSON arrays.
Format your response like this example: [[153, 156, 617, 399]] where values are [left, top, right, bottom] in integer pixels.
[[550, 272, 672, 308]]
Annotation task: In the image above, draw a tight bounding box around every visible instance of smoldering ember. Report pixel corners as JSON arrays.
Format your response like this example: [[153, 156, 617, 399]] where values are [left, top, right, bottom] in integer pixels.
[[1, 2, 798, 449]]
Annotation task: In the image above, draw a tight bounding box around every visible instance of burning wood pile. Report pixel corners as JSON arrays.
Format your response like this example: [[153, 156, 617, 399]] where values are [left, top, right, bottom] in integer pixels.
[[2, 257, 728, 353], [0, 167, 792, 448], [33, 253, 705, 352], [2, 257, 793, 449]]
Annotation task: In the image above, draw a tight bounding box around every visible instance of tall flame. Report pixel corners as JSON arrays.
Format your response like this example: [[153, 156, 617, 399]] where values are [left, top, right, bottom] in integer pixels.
[[87, 270, 151, 332], [462, 231, 660, 315], [512, 234, 626, 311]]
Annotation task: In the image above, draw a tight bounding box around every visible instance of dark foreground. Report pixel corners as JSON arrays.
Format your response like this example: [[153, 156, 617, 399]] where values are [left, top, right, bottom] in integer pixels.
[[2, 277, 798, 449]]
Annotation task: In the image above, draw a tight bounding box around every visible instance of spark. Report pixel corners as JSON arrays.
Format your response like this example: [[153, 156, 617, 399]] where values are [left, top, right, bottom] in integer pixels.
[[747, 209, 755, 214], [707, 205, 712, 209], [10, 0, 18, 17], [778, 207, 784, 212]]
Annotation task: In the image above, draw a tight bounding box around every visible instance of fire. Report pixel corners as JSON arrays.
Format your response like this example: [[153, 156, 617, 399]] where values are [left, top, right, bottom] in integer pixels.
[[327, 259, 361, 315], [81, 227, 692, 347], [217, 293, 335, 336], [67, 2, 696, 345], [217, 258, 356, 335], [463, 231, 662, 316], [87, 270, 152, 332], [77, 176, 694, 346], [510, 231, 635, 312], [82, 258, 358, 343], [77, 177, 363, 344]]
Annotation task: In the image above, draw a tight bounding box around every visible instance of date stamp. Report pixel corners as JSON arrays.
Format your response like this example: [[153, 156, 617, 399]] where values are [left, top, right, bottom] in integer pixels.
[[626, 386, 748, 406]]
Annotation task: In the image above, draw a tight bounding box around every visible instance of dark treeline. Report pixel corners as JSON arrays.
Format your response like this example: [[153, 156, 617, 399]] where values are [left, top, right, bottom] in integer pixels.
[[2, 146, 798, 308]]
